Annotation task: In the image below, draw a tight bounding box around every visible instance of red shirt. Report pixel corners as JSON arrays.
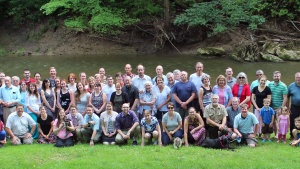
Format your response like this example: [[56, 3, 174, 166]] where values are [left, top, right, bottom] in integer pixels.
[[232, 83, 251, 107], [21, 78, 36, 87]]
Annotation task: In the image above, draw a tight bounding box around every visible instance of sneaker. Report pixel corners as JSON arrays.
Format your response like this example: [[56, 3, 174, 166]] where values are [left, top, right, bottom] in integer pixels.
[[268, 139, 272, 142], [153, 140, 158, 145], [277, 140, 280, 143], [261, 139, 266, 143], [132, 140, 138, 146]]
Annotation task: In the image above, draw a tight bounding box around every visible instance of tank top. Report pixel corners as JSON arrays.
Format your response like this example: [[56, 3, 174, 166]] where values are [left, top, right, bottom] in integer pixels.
[[60, 89, 71, 111], [201, 86, 213, 107], [91, 91, 103, 110]]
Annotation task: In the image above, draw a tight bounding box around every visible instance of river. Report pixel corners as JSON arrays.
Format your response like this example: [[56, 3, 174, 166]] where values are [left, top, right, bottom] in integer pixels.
[[1, 54, 298, 85]]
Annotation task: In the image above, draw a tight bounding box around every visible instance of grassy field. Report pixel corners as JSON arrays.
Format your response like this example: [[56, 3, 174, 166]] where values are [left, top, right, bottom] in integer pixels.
[[1, 138, 298, 169]]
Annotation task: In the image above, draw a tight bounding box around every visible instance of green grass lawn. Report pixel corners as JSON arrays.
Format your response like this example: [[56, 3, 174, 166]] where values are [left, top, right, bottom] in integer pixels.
[[1, 138, 298, 169]]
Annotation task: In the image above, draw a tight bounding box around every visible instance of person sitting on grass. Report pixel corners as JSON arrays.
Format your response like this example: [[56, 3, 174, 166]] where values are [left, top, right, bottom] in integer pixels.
[[260, 98, 275, 142], [81, 105, 102, 146], [0, 120, 6, 148], [37, 106, 56, 144], [115, 103, 140, 146], [5, 104, 36, 145], [100, 103, 118, 145], [140, 110, 162, 147], [184, 107, 206, 147], [162, 102, 183, 146], [234, 104, 259, 147], [53, 109, 75, 147], [67, 105, 84, 144], [290, 117, 300, 146]]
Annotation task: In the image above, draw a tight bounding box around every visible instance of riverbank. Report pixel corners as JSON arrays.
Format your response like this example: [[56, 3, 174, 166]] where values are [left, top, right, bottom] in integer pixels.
[[1, 19, 300, 62], [0, 19, 250, 57]]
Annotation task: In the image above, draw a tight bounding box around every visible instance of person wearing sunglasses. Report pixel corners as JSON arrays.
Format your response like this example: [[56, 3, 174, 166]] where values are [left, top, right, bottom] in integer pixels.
[[162, 102, 183, 145], [232, 72, 251, 108]]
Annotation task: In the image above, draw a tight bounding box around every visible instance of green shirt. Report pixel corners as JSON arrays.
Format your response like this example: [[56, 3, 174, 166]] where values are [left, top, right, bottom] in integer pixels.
[[268, 81, 287, 108]]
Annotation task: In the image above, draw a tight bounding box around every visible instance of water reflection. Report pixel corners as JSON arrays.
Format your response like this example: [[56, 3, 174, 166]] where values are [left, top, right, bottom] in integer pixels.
[[1, 54, 298, 85]]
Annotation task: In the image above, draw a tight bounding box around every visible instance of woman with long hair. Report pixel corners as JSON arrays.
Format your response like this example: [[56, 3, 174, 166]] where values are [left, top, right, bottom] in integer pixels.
[[74, 82, 91, 116], [41, 79, 56, 117], [87, 76, 96, 94], [19, 81, 28, 113], [53, 109, 75, 147], [26, 83, 41, 139], [34, 73, 42, 92], [184, 107, 206, 147]]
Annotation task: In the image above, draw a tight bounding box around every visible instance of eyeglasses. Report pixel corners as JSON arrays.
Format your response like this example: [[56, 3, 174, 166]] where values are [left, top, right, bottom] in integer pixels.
[[168, 107, 174, 109], [256, 74, 262, 76], [239, 77, 245, 79]]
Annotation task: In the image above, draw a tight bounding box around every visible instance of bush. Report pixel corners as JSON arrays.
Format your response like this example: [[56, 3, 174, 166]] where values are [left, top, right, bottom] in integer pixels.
[[174, 0, 266, 35]]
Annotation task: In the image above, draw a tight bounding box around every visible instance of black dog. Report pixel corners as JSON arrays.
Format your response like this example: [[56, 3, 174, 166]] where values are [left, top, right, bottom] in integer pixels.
[[201, 135, 229, 149]]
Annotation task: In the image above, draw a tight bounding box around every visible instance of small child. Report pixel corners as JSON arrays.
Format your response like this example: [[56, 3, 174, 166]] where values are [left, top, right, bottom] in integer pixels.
[[140, 110, 162, 147], [0, 120, 6, 148], [260, 98, 275, 142], [277, 106, 290, 144], [290, 117, 300, 146]]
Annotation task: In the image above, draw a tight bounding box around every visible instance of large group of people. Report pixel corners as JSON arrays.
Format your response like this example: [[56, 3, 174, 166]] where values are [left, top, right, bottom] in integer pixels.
[[0, 63, 300, 148]]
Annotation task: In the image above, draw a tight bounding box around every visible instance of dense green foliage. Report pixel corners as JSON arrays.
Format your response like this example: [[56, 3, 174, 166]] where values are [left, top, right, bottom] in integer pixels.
[[1, 0, 300, 34], [0, 0, 48, 25], [174, 0, 266, 35]]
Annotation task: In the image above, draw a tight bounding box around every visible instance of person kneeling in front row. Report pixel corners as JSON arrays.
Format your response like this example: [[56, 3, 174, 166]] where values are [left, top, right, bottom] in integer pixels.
[[141, 110, 162, 146], [53, 109, 75, 147], [234, 104, 259, 147], [5, 104, 36, 145], [81, 105, 102, 146], [115, 103, 140, 145]]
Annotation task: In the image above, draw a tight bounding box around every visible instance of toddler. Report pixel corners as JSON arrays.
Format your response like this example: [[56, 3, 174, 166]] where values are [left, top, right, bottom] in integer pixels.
[[277, 107, 289, 144]]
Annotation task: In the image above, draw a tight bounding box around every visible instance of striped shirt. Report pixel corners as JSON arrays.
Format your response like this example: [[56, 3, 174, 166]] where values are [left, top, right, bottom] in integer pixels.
[[268, 81, 287, 108]]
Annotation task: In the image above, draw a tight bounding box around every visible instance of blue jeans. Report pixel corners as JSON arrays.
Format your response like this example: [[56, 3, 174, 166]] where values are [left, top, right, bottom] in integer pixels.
[[0, 130, 6, 141], [162, 129, 183, 145]]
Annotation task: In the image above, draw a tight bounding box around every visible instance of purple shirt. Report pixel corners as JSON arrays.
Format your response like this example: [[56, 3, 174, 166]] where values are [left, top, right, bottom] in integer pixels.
[[115, 110, 139, 130]]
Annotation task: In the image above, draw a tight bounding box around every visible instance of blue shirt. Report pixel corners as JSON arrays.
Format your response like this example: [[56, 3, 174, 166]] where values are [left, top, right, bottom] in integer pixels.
[[234, 112, 258, 134], [115, 110, 139, 130], [83, 113, 101, 132], [288, 82, 300, 106], [141, 116, 159, 132], [0, 85, 21, 104], [260, 107, 275, 125], [172, 81, 197, 108]]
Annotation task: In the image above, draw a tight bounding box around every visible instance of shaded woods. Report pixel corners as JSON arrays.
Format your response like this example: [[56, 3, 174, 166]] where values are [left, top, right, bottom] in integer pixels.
[[1, 0, 300, 60]]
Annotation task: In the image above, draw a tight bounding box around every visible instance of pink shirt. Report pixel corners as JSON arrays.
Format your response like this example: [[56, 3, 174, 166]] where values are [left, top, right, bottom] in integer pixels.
[[53, 119, 73, 139]]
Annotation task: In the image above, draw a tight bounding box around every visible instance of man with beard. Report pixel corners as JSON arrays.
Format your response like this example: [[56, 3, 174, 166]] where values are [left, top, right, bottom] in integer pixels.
[[268, 71, 288, 138], [204, 94, 228, 139]]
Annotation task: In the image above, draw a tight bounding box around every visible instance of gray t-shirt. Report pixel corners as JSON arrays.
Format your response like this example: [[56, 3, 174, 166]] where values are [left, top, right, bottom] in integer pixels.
[[226, 106, 241, 128], [162, 112, 182, 131]]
